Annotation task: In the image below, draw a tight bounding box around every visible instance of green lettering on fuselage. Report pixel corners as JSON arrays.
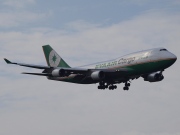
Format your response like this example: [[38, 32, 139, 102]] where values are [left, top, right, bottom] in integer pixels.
[[95, 57, 136, 69]]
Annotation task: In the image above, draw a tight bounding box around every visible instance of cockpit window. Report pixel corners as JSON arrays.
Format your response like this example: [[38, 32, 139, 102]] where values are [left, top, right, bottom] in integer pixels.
[[160, 49, 167, 51]]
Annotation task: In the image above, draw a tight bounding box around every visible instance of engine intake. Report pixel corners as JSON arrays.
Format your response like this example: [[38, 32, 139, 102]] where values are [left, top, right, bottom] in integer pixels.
[[145, 72, 164, 82], [91, 71, 105, 81], [52, 69, 65, 77]]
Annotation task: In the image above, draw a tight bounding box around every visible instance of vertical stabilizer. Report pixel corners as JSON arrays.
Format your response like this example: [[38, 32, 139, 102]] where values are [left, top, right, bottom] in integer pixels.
[[42, 45, 71, 68]]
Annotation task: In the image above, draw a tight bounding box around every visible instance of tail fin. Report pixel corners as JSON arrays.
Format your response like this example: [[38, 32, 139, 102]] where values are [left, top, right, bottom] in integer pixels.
[[42, 45, 71, 68]]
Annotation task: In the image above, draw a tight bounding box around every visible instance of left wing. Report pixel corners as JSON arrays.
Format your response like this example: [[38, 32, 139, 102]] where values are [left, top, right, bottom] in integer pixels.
[[4, 58, 133, 77], [4, 58, 51, 69]]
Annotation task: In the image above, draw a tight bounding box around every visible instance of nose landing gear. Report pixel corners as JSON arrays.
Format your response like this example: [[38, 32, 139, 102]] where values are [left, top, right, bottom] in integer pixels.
[[123, 82, 131, 91]]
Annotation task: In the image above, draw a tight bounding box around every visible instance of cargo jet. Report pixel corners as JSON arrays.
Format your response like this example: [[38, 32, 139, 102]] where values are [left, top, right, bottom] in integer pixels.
[[4, 45, 177, 90]]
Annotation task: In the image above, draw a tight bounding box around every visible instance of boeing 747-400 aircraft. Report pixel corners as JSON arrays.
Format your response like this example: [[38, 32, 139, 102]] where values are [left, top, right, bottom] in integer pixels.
[[4, 45, 177, 90]]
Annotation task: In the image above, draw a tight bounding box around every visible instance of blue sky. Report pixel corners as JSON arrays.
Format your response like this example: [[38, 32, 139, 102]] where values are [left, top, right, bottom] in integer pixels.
[[0, 0, 180, 135], [1, 0, 180, 31]]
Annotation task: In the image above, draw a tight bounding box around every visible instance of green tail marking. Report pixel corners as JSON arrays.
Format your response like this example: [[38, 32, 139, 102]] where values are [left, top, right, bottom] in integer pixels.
[[42, 45, 71, 68]]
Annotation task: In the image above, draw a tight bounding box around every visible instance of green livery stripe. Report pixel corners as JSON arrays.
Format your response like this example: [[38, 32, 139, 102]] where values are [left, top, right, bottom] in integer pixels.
[[113, 58, 175, 76]]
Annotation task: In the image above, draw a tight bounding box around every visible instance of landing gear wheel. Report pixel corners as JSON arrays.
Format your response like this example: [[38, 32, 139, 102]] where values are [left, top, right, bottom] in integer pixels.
[[124, 81, 131, 90], [123, 86, 129, 90], [108, 85, 117, 90], [98, 82, 117, 90]]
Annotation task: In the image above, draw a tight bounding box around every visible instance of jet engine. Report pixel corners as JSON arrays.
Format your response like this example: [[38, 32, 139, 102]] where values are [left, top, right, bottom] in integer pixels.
[[144, 72, 164, 82], [91, 71, 105, 81], [52, 69, 65, 77]]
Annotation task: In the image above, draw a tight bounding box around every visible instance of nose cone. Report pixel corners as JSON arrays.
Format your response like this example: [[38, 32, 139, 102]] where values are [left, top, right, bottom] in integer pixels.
[[168, 52, 177, 65], [158, 50, 177, 69], [170, 53, 177, 61]]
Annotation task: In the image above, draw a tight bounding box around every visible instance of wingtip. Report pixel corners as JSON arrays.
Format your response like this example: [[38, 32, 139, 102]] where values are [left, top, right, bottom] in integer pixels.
[[4, 58, 12, 64]]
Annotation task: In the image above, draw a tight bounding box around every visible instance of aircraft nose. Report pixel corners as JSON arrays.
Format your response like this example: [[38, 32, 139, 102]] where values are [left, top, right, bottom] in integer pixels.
[[171, 53, 177, 60], [169, 52, 177, 62]]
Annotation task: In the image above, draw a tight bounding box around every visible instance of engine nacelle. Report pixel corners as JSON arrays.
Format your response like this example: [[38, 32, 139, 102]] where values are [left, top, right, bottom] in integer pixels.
[[91, 71, 105, 81], [145, 72, 164, 82], [51, 69, 65, 77]]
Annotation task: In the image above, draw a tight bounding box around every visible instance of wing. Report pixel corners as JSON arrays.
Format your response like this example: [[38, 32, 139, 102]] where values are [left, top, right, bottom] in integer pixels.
[[4, 58, 133, 78], [4, 58, 51, 69]]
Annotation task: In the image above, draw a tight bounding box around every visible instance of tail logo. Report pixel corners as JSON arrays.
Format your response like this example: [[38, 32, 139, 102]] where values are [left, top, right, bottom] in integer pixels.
[[49, 50, 61, 67]]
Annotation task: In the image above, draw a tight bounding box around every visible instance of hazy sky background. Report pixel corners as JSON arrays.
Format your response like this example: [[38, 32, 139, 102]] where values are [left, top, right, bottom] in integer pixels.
[[0, 0, 180, 135]]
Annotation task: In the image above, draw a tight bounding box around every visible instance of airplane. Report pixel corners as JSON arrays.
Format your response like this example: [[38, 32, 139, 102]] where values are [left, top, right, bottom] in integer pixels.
[[4, 45, 177, 90]]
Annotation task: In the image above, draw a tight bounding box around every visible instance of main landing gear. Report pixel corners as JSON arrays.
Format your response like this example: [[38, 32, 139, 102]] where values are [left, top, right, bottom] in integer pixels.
[[108, 85, 117, 90], [98, 82, 117, 90], [98, 85, 108, 90], [97, 81, 131, 91]]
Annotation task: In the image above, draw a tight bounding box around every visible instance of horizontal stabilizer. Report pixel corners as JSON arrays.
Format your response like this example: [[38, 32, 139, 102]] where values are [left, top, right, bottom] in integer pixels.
[[22, 72, 51, 76]]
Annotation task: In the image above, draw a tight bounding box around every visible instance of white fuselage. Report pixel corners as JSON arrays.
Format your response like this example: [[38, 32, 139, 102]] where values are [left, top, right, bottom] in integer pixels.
[[79, 47, 176, 70]]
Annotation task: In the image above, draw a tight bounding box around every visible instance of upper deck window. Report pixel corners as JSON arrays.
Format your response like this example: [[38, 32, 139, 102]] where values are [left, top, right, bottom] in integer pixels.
[[160, 49, 167, 51]]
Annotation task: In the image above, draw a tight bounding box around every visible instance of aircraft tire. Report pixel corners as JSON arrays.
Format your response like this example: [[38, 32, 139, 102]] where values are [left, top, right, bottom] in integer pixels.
[[123, 86, 129, 90]]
